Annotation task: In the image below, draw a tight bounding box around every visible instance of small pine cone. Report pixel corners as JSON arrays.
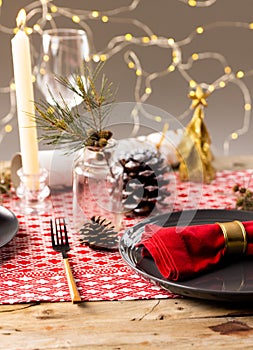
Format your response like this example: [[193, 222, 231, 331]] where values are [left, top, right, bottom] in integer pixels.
[[119, 149, 170, 216], [98, 138, 108, 148], [79, 216, 118, 251], [85, 129, 113, 149], [98, 130, 113, 140]]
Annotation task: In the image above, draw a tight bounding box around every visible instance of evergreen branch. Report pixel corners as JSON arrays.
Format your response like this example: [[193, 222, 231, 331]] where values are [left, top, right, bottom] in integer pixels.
[[35, 62, 116, 153]]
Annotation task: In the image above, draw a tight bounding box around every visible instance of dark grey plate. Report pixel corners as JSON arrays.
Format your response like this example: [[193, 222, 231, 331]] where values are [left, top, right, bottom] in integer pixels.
[[0, 206, 19, 247], [119, 209, 253, 302]]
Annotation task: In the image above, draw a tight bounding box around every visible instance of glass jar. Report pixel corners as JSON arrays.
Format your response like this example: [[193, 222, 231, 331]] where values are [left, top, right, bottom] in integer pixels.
[[72, 139, 123, 231]]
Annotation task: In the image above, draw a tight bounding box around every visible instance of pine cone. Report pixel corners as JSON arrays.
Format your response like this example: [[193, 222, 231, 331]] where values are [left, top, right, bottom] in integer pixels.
[[119, 149, 170, 216], [85, 129, 113, 149], [79, 216, 118, 251]]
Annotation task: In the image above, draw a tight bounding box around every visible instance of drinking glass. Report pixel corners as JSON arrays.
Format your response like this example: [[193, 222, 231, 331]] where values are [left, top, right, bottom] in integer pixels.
[[36, 28, 90, 108]]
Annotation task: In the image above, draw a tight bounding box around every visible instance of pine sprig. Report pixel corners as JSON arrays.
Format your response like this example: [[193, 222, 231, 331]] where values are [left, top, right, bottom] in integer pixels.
[[35, 62, 117, 153]]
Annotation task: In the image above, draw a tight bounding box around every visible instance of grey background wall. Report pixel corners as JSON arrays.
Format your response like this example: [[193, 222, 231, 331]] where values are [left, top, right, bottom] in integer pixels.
[[0, 0, 253, 160]]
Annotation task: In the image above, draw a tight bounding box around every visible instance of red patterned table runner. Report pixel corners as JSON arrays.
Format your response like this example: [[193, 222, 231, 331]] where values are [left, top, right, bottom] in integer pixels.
[[0, 169, 251, 304]]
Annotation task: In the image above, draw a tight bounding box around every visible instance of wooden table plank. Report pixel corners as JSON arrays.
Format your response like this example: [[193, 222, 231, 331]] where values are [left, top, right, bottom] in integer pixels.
[[1, 299, 253, 349]]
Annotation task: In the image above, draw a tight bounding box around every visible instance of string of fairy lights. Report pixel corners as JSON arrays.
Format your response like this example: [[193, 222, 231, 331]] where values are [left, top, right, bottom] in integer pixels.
[[0, 0, 252, 154]]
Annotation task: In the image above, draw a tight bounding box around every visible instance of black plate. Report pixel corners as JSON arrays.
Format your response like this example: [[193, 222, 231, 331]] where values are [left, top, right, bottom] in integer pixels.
[[0, 206, 19, 247], [119, 209, 253, 302]]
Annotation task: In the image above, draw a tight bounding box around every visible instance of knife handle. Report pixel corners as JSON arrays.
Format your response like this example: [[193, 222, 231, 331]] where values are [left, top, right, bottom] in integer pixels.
[[63, 258, 81, 303]]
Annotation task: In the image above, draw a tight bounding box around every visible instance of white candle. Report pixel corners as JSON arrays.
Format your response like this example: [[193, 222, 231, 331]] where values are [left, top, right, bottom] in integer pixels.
[[11, 9, 40, 176]]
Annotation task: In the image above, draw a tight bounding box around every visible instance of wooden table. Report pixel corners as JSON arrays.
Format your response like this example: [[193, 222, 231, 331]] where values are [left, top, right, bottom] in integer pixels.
[[2, 298, 253, 349], [1, 155, 253, 350]]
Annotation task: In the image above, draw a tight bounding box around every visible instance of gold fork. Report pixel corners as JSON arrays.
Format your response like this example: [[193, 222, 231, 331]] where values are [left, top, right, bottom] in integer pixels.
[[50, 218, 81, 303]]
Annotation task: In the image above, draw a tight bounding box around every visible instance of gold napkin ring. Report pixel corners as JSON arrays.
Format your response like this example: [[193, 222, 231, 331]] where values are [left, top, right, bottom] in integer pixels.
[[216, 220, 247, 255]]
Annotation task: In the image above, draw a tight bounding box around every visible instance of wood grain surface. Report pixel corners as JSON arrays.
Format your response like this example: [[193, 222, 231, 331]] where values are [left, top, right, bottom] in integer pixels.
[[1, 299, 253, 349]]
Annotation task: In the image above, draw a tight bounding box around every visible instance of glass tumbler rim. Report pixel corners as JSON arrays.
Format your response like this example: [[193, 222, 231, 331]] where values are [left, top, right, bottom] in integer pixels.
[[43, 28, 87, 39]]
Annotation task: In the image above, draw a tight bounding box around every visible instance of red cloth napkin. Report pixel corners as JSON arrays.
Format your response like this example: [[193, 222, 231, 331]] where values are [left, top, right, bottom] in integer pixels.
[[139, 221, 253, 281]]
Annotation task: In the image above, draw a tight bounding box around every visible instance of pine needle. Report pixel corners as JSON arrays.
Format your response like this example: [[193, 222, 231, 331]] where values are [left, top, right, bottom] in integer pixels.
[[35, 62, 117, 153]]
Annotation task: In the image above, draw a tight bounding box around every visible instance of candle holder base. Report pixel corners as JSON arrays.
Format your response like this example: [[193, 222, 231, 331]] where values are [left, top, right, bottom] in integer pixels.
[[16, 168, 51, 215]]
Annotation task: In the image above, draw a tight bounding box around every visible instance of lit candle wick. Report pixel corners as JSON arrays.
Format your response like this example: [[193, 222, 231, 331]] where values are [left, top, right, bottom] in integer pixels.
[[16, 8, 26, 30]]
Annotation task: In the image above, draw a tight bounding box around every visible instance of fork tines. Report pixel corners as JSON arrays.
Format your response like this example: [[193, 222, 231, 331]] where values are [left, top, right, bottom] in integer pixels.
[[50, 218, 69, 248]]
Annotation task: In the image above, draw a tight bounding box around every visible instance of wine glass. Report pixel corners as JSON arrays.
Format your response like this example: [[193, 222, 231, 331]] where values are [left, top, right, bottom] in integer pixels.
[[36, 28, 90, 108]]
